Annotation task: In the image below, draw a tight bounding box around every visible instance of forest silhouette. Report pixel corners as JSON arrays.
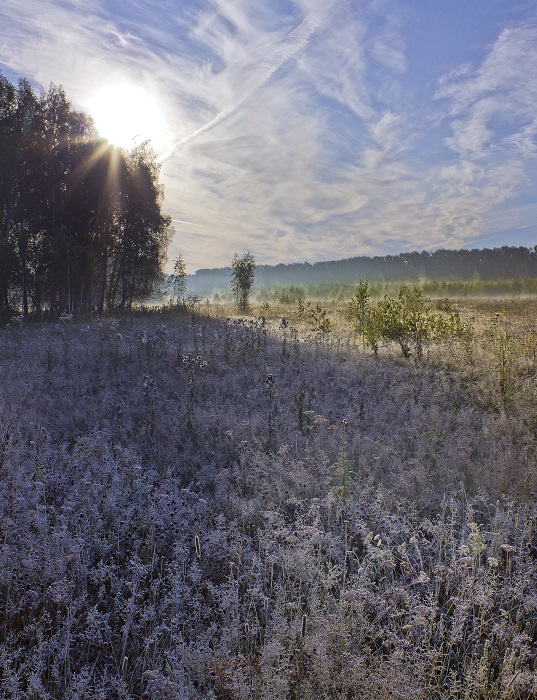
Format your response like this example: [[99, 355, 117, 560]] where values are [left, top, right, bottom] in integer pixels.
[[0, 74, 172, 318], [188, 246, 537, 297]]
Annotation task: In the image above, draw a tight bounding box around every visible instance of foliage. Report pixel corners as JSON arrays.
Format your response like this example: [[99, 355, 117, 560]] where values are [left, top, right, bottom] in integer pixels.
[[231, 251, 256, 313], [0, 73, 172, 317], [347, 279, 371, 346], [276, 284, 306, 304], [165, 254, 187, 305], [348, 283, 469, 357], [306, 301, 332, 342], [381, 285, 430, 357]]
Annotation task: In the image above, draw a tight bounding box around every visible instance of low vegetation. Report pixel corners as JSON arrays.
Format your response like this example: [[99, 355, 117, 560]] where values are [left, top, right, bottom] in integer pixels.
[[1, 288, 537, 698]]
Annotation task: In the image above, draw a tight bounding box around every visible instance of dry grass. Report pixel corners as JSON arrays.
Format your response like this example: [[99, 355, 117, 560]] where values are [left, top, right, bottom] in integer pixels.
[[0, 296, 536, 698]]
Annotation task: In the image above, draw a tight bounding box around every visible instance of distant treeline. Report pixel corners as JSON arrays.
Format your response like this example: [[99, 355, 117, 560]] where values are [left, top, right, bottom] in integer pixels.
[[188, 247, 537, 298], [0, 74, 171, 317]]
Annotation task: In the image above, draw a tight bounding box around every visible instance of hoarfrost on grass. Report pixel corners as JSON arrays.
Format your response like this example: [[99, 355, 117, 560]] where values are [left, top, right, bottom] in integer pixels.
[[0, 303, 536, 697]]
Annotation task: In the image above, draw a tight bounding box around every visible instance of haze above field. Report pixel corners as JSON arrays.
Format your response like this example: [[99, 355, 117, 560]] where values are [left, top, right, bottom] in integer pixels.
[[184, 246, 537, 298], [1, 0, 537, 271]]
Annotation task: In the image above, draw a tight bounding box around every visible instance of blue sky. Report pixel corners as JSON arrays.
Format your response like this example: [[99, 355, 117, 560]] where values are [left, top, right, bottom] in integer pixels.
[[1, 0, 536, 271]]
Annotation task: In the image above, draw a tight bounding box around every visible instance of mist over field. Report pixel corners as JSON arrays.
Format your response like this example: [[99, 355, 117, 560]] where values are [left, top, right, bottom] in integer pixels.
[[185, 247, 537, 299]]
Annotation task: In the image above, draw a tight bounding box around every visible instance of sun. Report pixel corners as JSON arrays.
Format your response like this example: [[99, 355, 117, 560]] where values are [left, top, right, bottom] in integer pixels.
[[86, 82, 168, 151]]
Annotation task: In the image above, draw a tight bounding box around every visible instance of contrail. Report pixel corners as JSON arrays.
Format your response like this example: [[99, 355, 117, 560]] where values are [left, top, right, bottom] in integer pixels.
[[158, 12, 319, 163], [172, 218, 219, 229]]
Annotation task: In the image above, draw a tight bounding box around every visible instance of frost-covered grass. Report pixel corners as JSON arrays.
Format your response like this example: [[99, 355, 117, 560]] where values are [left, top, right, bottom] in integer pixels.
[[1, 302, 536, 698]]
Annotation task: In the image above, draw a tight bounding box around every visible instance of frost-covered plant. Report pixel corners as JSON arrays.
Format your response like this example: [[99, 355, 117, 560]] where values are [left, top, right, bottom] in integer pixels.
[[165, 254, 187, 306], [0, 301, 536, 698], [306, 302, 332, 344], [182, 352, 207, 426]]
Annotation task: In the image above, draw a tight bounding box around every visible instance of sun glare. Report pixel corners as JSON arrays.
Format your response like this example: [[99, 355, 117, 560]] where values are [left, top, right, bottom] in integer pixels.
[[86, 83, 167, 152]]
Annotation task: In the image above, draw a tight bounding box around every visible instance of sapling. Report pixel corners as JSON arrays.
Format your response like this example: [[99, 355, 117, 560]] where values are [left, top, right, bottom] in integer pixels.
[[348, 280, 371, 347], [231, 251, 256, 314], [307, 303, 332, 346]]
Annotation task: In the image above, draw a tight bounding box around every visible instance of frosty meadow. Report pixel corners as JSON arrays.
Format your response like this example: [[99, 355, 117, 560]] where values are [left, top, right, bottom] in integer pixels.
[[1, 295, 537, 698]]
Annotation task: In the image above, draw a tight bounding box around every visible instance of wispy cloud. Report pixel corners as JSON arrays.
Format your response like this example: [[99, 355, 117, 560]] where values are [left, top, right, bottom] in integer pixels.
[[425, 24, 537, 247], [436, 26, 537, 156], [158, 8, 321, 161], [1, 0, 536, 270]]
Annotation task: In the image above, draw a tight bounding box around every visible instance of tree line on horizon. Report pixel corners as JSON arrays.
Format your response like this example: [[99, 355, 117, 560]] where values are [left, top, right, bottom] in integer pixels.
[[0, 73, 172, 318], [187, 245, 537, 297]]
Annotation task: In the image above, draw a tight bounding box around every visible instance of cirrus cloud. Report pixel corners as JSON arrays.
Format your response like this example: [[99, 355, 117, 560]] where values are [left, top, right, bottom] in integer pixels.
[[1, 0, 536, 270]]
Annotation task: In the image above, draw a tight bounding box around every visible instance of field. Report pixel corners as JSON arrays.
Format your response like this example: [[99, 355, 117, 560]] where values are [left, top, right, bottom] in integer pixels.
[[1, 293, 537, 699]]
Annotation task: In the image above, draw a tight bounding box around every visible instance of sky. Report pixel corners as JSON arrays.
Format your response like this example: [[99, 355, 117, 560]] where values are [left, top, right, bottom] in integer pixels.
[[1, 0, 537, 272]]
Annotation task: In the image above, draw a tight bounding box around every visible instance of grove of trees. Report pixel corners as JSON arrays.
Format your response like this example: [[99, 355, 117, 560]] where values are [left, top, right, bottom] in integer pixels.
[[0, 73, 172, 318]]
